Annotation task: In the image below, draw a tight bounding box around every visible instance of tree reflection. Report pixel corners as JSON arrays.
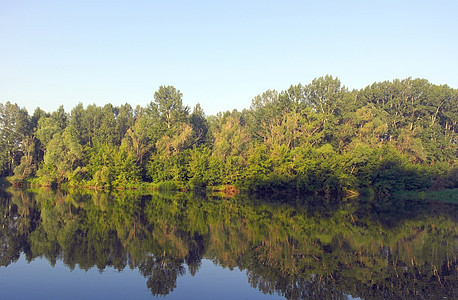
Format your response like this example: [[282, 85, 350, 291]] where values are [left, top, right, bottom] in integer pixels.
[[0, 188, 456, 299], [140, 256, 186, 296]]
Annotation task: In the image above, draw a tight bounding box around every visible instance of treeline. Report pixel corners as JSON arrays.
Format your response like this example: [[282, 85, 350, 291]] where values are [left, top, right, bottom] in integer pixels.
[[1, 76, 457, 193]]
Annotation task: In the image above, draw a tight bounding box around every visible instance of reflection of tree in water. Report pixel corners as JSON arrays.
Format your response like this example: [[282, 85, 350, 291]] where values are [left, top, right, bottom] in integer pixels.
[[0, 189, 39, 267], [248, 272, 347, 300], [234, 196, 458, 299], [0, 189, 456, 299], [137, 230, 205, 296], [139, 256, 185, 296], [185, 233, 206, 276], [0, 200, 24, 267], [245, 246, 457, 299]]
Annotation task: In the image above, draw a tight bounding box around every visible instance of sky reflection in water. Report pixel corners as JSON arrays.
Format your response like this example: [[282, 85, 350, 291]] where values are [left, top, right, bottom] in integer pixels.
[[0, 189, 456, 299], [0, 255, 284, 300]]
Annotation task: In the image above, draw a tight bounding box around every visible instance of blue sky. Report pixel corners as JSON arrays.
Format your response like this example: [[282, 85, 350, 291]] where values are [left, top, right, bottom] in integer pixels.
[[1, 0, 457, 116]]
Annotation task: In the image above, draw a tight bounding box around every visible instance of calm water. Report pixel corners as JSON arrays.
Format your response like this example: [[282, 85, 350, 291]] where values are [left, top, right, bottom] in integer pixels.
[[0, 188, 456, 299]]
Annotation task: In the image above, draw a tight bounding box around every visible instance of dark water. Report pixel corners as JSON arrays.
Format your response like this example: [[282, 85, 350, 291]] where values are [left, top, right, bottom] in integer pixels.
[[0, 188, 456, 299]]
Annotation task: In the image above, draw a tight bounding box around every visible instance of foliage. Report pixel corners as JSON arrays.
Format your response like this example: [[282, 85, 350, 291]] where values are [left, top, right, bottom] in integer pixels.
[[1, 76, 456, 193], [0, 102, 31, 177]]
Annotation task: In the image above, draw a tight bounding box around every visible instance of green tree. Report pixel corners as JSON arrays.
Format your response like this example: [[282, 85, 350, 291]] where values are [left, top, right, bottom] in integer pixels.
[[35, 117, 61, 149], [51, 105, 68, 130], [189, 103, 208, 147], [211, 112, 250, 160], [89, 144, 140, 189], [12, 135, 37, 182], [187, 146, 211, 188], [304, 75, 346, 117], [93, 104, 118, 146], [122, 115, 151, 166], [69, 103, 89, 146], [249, 89, 300, 144], [37, 127, 83, 186], [0, 102, 31, 176], [153, 85, 189, 130], [115, 103, 135, 145], [146, 86, 195, 185], [79, 104, 103, 147]]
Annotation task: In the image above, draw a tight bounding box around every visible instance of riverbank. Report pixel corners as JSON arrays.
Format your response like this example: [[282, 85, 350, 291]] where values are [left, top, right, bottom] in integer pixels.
[[4, 175, 457, 205]]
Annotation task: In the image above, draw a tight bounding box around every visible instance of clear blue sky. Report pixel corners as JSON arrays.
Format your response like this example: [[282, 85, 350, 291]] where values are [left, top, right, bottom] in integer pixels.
[[1, 0, 457, 116]]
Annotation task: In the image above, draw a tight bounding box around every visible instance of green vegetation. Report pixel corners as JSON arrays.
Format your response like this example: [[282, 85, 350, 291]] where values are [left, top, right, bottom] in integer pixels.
[[1, 77, 457, 194]]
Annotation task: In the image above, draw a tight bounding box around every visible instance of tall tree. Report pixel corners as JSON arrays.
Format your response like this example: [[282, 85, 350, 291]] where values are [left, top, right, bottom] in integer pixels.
[[304, 75, 346, 117], [51, 105, 68, 130], [0, 102, 30, 176], [12, 135, 37, 181], [94, 104, 118, 146], [35, 117, 61, 149], [153, 86, 189, 130], [115, 103, 135, 145], [189, 103, 208, 147], [69, 103, 89, 146]]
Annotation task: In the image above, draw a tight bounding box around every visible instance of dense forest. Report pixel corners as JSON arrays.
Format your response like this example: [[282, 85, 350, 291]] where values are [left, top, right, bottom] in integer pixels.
[[1, 76, 457, 194]]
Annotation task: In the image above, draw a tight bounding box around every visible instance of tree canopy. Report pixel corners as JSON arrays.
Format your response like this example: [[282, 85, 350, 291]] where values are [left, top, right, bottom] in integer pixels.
[[1, 76, 457, 193]]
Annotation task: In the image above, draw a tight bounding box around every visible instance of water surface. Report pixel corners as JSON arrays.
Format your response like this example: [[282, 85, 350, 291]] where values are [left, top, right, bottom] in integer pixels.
[[0, 189, 456, 299]]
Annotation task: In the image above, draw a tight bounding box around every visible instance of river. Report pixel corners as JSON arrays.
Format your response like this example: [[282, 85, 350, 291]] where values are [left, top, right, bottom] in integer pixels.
[[0, 188, 456, 299]]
